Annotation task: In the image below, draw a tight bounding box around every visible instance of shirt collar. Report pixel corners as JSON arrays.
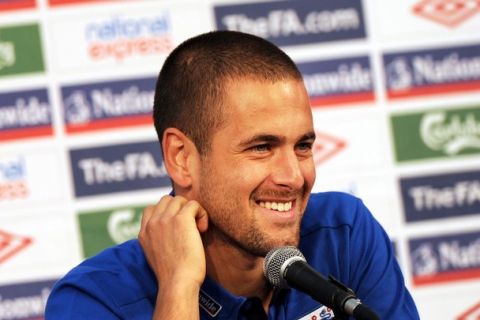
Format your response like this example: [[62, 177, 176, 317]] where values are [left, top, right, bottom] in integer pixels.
[[199, 276, 247, 319], [199, 276, 291, 319]]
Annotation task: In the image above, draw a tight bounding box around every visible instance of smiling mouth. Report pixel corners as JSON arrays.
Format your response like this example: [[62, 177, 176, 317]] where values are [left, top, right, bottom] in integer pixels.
[[258, 201, 293, 212]]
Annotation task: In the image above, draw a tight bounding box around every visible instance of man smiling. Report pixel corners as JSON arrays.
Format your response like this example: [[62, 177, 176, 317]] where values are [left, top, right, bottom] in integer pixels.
[[46, 31, 419, 319]]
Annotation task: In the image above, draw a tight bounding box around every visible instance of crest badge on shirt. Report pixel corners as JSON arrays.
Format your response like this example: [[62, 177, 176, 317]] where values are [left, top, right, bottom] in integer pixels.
[[298, 305, 335, 320], [199, 289, 222, 317]]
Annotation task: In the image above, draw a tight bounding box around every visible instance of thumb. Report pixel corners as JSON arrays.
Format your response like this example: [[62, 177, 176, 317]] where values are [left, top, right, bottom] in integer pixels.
[[195, 207, 208, 233]]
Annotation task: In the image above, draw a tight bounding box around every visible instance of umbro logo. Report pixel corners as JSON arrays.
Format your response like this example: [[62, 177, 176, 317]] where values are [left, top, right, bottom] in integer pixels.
[[312, 131, 346, 166], [457, 301, 480, 320], [0, 229, 32, 264], [412, 0, 480, 27]]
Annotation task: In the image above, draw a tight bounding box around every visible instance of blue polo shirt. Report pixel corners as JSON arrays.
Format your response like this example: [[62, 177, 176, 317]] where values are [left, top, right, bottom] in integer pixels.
[[45, 192, 419, 319]]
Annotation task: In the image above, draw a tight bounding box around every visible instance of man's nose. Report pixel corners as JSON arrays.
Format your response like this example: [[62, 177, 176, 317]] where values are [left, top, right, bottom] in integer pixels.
[[271, 151, 304, 189]]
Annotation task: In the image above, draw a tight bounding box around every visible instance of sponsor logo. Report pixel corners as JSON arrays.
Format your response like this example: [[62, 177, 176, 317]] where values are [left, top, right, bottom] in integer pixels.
[[199, 290, 222, 317], [421, 111, 480, 155], [0, 89, 53, 141], [84, 13, 173, 62], [0, 279, 56, 320], [457, 301, 480, 320], [0, 155, 29, 201], [70, 141, 170, 197], [0, 24, 44, 77], [400, 169, 480, 222], [412, 0, 480, 27], [313, 131, 346, 166], [390, 105, 480, 162], [0, 151, 63, 205], [214, 0, 366, 47], [298, 305, 335, 320], [299, 56, 374, 107], [0, 42, 15, 70], [61, 77, 155, 134], [0, 230, 32, 265], [383, 43, 480, 99], [409, 231, 480, 285], [78, 206, 143, 257], [0, 0, 36, 12]]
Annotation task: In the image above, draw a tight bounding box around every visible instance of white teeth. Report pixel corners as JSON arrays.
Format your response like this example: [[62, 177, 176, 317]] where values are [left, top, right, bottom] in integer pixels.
[[285, 202, 292, 211], [259, 201, 292, 212]]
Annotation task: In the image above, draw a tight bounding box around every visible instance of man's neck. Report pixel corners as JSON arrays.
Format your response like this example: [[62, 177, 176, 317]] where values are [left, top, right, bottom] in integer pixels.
[[203, 235, 273, 312]]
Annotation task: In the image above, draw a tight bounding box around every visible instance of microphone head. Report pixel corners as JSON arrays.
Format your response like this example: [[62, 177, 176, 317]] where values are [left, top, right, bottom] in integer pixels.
[[264, 246, 306, 288]]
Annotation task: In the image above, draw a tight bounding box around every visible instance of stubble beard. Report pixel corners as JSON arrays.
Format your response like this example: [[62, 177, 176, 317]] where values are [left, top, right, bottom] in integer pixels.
[[198, 165, 305, 258]]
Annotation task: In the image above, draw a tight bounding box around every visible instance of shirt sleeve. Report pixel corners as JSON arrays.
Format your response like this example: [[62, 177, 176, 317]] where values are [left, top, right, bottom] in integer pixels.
[[348, 198, 420, 319], [45, 278, 122, 320]]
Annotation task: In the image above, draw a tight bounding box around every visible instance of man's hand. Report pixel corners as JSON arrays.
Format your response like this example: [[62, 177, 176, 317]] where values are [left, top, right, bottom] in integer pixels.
[[138, 195, 208, 319]]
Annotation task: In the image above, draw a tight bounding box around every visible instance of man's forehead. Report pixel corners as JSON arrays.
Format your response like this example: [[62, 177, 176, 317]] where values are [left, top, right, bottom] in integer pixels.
[[221, 79, 310, 111], [212, 78, 313, 138], [222, 76, 306, 92]]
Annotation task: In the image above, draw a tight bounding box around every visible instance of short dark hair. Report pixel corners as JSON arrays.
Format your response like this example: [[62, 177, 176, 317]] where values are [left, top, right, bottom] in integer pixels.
[[153, 30, 303, 155]]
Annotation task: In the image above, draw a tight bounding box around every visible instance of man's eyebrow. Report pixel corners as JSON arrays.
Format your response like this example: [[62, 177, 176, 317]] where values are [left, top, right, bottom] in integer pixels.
[[238, 131, 316, 148], [238, 134, 283, 148], [301, 131, 316, 141]]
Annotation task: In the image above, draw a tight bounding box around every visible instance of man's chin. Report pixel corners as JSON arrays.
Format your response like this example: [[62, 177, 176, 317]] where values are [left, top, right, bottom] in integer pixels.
[[239, 238, 299, 258], [264, 235, 300, 253]]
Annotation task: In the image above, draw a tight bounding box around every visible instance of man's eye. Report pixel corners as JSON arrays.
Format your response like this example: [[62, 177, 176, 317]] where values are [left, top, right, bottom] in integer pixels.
[[251, 144, 271, 152], [298, 142, 312, 149], [297, 142, 313, 152]]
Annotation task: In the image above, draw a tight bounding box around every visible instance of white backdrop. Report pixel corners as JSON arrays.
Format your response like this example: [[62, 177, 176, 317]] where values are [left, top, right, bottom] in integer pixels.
[[0, 0, 480, 319]]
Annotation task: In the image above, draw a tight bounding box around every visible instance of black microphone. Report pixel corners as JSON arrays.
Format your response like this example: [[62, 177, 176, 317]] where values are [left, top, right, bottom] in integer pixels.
[[264, 246, 380, 320]]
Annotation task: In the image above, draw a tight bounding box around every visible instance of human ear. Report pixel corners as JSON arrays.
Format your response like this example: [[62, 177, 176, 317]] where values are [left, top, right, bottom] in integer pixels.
[[162, 128, 199, 189]]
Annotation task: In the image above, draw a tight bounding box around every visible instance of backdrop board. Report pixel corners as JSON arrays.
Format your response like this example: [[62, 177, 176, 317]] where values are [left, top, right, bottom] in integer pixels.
[[0, 0, 479, 319]]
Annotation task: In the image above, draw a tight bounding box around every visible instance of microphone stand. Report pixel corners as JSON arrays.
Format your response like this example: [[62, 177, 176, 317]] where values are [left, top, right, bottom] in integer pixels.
[[284, 261, 380, 319], [327, 275, 357, 320], [322, 275, 380, 320]]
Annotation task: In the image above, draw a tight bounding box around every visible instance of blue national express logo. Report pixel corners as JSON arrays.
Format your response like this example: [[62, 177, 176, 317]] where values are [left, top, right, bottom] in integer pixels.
[[0, 89, 53, 141], [400, 170, 480, 223], [214, 0, 366, 47], [0, 155, 28, 201], [298, 56, 374, 107], [409, 231, 480, 286], [0, 279, 56, 320], [70, 141, 170, 197], [84, 13, 173, 61], [383, 42, 480, 99], [61, 77, 155, 134]]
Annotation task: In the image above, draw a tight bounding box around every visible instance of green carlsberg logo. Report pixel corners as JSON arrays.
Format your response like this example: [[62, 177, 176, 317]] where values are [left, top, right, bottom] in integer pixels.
[[391, 105, 480, 162], [421, 112, 480, 155]]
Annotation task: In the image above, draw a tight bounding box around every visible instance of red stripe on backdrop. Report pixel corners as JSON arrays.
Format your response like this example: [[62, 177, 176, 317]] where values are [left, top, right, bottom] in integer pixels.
[[0, 126, 53, 142], [65, 115, 152, 134], [310, 92, 375, 108], [387, 80, 480, 99], [48, 0, 118, 6], [0, 0, 36, 11], [413, 268, 480, 286]]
